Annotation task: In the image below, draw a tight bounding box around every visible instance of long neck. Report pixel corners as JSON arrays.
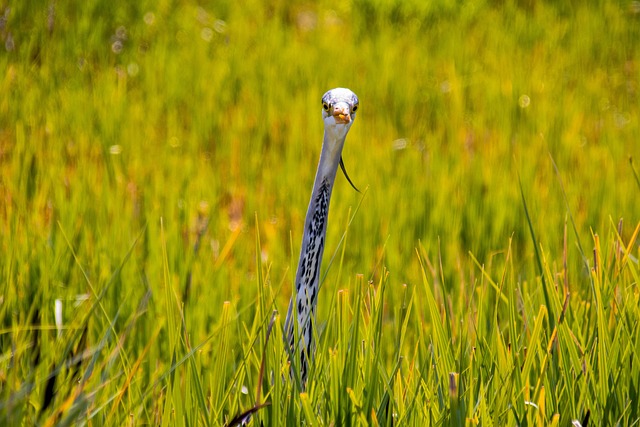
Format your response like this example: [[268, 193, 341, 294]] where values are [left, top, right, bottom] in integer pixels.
[[295, 130, 345, 302], [285, 129, 347, 381]]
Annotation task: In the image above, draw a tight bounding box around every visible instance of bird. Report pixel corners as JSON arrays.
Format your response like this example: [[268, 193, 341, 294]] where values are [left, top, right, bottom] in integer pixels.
[[284, 87, 360, 385]]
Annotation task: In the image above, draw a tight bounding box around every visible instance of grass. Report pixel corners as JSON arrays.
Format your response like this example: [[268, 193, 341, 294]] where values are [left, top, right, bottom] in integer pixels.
[[1, 0, 639, 425]]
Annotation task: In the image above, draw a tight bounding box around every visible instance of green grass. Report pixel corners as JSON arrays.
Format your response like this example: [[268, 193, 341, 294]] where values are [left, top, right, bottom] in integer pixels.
[[1, 0, 639, 425]]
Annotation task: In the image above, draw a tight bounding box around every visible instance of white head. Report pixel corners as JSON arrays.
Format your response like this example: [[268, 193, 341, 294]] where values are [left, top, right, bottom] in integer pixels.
[[321, 88, 359, 141]]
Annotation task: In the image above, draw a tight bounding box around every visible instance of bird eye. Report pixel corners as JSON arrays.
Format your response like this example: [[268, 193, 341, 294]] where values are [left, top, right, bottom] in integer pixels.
[[322, 102, 330, 111], [352, 105, 358, 112]]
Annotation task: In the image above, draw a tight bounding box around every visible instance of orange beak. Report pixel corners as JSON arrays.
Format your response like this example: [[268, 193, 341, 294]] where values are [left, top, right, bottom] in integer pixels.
[[332, 107, 351, 124]]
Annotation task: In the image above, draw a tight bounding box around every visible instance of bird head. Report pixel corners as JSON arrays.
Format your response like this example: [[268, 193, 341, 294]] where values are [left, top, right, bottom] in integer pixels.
[[321, 88, 359, 140], [320, 88, 360, 192]]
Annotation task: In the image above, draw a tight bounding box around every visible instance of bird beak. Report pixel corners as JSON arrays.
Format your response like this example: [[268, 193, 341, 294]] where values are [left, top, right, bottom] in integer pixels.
[[340, 157, 360, 193], [332, 106, 352, 124]]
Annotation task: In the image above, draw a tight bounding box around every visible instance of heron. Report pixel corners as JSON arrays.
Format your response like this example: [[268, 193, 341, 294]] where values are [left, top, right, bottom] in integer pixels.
[[284, 87, 360, 385]]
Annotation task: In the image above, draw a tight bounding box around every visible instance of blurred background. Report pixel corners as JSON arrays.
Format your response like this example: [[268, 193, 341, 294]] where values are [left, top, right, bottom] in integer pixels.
[[0, 0, 639, 422]]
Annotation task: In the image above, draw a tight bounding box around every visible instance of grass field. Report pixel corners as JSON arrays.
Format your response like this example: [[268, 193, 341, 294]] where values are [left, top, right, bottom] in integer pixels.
[[1, 0, 640, 425]]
